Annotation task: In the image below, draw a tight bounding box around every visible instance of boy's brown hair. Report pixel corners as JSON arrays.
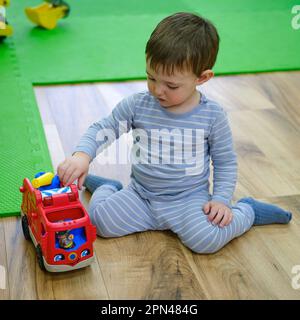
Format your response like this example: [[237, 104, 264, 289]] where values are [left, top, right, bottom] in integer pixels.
[[145, 12, 219, 76]]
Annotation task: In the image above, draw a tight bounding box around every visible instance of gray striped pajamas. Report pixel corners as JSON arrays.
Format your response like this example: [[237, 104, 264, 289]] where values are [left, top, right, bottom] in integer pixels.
[[75, 91, 255, 254]]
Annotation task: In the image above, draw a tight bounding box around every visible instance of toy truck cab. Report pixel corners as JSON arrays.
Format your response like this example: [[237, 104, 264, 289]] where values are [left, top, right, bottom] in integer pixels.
[[20, 177, 97, 272]]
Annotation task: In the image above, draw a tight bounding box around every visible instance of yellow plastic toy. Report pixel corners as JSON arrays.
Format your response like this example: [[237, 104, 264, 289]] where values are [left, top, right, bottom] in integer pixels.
[[0, 0, 13, 41], [32, 172, 55, 189], [25, 0, 70, 30]]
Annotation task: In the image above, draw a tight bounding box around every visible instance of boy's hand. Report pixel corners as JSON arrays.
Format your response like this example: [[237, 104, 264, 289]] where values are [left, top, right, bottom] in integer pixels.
[[203, 201, 233, 228], [57, 152, 91, 190]]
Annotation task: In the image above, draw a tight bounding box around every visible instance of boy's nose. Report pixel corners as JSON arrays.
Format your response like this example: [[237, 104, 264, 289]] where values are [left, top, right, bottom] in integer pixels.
[[154, 85, 164, 97]]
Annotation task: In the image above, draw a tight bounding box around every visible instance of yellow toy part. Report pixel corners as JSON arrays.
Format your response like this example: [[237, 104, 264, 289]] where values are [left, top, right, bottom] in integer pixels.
[[25, 1, 70, 30], [0, 1, 10, 6], [0, 22, 12, 36], [32, 172, 55, 189]]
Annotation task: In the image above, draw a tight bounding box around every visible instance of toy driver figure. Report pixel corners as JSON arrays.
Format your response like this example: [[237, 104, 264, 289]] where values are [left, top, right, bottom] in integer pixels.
[[56, 229, 75, 249]]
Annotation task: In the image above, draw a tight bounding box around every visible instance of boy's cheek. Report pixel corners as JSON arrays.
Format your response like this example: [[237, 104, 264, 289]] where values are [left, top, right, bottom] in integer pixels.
[[147, 82, 153, 93]]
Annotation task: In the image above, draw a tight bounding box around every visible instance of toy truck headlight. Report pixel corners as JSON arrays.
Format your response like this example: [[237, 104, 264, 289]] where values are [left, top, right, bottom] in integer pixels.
[[81, 249, 90, 257], [54, 254, 65, 262]]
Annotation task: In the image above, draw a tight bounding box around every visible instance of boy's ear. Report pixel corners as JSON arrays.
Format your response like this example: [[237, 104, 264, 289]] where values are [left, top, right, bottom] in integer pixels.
[[196, 69, 214, 85]]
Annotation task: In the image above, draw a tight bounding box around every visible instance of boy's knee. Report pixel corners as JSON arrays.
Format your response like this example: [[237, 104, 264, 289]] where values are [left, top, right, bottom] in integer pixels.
[[180, 227, 223, 254], [88, 205, 115, 238]]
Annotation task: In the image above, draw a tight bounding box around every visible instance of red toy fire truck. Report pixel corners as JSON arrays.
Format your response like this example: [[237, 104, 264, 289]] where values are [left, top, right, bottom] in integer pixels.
[[20, 172, 97, 272]]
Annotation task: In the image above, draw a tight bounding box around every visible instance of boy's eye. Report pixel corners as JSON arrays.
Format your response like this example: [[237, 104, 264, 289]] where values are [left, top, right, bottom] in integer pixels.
[[167, 85, 179, 90], [148, 77, 155, 81]]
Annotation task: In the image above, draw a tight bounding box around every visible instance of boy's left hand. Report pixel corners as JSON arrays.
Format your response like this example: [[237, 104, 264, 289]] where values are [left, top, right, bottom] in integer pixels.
[[203, 201, 233, 228]]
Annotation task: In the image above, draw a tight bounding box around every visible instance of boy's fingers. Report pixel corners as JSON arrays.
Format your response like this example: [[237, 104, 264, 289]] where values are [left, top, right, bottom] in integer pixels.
[[59, 162, 70, 185], [220, 210, 233, 227], [57, 160, 67, 179], [223, 217, 232, 227], [78, 173, 87, 190], [203, 202, 211, 214], [62, 166, 75, 186], [219, 213, 228, 227], [208, 206, 219, 221], [212, 209, 224, 225], [65, 168, 78, 186], [225, 211, 233, 226]]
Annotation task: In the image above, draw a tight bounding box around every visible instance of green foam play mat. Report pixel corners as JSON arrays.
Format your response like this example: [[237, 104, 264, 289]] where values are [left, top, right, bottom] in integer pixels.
[[0, 0, 299, 216]]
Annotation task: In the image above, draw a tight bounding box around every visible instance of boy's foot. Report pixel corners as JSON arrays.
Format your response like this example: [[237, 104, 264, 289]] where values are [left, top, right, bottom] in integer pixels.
[[238, 197, 292, 225], [83, 174, 123, 194]]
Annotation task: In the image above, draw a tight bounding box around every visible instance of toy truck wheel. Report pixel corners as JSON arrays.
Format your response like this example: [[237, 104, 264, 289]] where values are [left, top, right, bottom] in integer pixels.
[[36, 245, 46, 271], [21, 215, 31, 240]]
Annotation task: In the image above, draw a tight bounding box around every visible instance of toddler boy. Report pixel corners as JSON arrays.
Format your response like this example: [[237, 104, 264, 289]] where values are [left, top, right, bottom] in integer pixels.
[[58, 12, 291, 254]]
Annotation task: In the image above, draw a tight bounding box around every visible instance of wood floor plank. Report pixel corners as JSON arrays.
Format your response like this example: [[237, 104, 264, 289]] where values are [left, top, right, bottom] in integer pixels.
[[255, 72, 300, 131], [44, 124, 66, 170], [230, 109, 300, 199], [182, 196, 300, 299], [4, 216, 38, 299], [201, 73, 276, 112], [35, 257, 109, 300], [94, 230, 209, 299], [181, 238, 275, 299], [0, 219, 9, 299]]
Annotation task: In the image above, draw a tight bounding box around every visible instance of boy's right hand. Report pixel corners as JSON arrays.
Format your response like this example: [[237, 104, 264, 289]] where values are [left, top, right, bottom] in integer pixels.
[[57, 152, 91, 190]]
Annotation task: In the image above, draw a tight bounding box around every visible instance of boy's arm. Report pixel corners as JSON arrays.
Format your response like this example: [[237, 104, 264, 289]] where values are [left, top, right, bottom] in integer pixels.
[[74, 94, 136, 161], [208, 109, 237, 208]]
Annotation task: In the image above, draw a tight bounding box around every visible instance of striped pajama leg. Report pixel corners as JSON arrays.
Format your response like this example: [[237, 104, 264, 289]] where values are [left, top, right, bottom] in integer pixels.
[[88, 184, 157, 237], [150, 194, 255, 254]]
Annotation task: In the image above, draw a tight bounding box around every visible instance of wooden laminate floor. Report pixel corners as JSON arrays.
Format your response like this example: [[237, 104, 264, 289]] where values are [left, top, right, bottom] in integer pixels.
[[1, 71, 300, 299]]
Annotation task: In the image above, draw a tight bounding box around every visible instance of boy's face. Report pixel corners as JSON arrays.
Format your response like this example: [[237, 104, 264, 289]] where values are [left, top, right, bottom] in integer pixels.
[[146, 61, 208, 109]]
